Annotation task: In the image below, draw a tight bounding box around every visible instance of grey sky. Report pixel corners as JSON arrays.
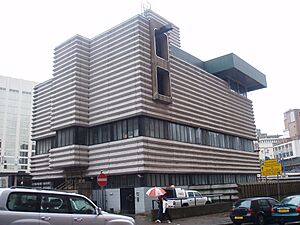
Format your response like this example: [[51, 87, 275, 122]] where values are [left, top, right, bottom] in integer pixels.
[[0, 0, 299, 135]]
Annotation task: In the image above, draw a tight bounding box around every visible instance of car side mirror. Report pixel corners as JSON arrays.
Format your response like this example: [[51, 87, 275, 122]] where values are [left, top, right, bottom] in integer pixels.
[[97, 207, 102, 215]]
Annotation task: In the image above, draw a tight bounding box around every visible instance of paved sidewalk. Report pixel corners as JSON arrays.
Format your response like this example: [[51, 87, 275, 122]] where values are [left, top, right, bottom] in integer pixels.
[[134, 212, 233, 225]]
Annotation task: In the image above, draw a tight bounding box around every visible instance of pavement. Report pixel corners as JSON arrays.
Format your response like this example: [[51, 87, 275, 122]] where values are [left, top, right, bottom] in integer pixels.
[[133, 212, 233, 225]]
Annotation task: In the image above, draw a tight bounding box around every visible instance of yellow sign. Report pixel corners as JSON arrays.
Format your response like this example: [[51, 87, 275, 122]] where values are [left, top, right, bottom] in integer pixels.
[[260, 159, 282, 176]]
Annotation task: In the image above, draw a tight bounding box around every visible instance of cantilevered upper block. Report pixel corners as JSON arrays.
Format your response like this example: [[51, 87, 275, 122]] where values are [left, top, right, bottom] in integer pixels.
[[204, 53, 267, 92]]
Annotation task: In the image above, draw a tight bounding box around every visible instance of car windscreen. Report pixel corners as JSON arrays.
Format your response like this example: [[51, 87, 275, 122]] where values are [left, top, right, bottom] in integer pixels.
[[281, 196, 300, 205], [234, 200, 251, 208]]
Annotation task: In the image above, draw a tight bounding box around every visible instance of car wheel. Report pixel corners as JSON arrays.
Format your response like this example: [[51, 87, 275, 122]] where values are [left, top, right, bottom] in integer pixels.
[[256, 214, 265, 225], [233, 223, 241, 225], [205, 201, 212, 205]]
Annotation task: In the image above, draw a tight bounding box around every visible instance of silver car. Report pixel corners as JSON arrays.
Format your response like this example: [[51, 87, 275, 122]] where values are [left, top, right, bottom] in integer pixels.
[[0, 187, 135, 225]]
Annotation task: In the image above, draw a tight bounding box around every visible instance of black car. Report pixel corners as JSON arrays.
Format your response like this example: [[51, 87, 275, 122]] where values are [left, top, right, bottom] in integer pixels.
[[230, 197, 279, 225]]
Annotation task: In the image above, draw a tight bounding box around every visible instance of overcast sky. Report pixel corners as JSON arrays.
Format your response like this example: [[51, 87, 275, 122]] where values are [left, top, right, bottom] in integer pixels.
[[0, 0, 299, 135]]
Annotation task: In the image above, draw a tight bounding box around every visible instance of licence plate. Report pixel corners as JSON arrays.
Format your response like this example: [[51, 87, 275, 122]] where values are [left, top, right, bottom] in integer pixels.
[[234, 216, 243, 219], [278, 208, 289, 213]]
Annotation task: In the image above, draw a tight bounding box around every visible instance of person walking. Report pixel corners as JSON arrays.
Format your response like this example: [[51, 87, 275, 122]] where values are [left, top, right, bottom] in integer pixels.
[[162, 195, 172, 223], [155, 195, 163, 223]]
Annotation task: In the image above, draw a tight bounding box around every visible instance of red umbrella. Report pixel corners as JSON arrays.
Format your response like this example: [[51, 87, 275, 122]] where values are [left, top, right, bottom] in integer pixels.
[[146, 187, 166, 196]]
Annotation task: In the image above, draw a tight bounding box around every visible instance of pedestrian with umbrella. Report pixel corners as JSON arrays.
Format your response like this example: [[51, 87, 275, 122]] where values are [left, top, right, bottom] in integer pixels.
[[146, 187, 172, 223]]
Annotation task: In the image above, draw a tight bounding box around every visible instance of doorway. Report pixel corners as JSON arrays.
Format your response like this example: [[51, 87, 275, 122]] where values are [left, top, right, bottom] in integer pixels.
[[120, 188, 135, 214]]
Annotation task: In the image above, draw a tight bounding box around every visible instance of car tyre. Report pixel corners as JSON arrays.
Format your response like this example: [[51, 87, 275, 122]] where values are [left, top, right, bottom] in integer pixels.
[[255, 214, 265, 225]]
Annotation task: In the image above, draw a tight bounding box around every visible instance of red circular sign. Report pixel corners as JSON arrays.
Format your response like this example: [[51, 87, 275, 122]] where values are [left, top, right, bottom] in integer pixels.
[[97, 172, 107, 187]]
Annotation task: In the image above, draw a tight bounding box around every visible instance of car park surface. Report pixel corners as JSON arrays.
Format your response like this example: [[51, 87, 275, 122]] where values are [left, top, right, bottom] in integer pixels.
[[272, 195, 300, 225], [230, 197, 279, 225], [0, 187, 135, 225]]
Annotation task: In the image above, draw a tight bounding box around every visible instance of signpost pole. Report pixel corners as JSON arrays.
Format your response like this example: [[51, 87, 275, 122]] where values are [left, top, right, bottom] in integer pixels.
[[277, 174, 280, 201], [97, 171, 108, 211], [101, 186, 105, 210]]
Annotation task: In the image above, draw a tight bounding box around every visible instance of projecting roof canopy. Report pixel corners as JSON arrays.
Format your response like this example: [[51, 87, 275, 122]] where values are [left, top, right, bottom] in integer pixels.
[[203, 53, 267, 92]]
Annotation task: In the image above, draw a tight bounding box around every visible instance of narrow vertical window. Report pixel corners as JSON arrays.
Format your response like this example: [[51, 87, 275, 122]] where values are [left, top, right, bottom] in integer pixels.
[[157, 67, 170, 97], [155, 29, 168, 60]]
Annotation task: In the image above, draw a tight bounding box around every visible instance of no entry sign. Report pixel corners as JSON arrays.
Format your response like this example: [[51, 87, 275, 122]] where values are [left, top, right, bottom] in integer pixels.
[[97, 172, 107, 187]]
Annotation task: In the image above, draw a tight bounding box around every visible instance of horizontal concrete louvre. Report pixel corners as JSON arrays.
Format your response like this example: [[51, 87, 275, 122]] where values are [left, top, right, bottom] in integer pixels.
[[32, 120, 50, 130], [32, 103, 51, 115], [90, 32, 140, 63], [172, 89, 255, 128], [34, 85, 52, 97], [142, 138, 258, 161], [54, 38, 90, 59], [140, 101, 255, 138], [143, 11, 180, 48], [140, 143, 258, 174], [32, 117, 50, 126], [90, 17, 140, 49], [90, 46, 141, 74], [89, 100, 143, 124], [170, 94, 256, 135], [90, 63, 141, 92], [32, 133, 56, 141], [54, 48, 90, 65], [49, 146, 89, 168], [52, 101, 88, 113], [170, 58, 253, 112], [53, 65, 89, 78], [32, 84, 52, 139], [90, 58, 141, 87], [54, 47, 90, 65], [89, 86, 142, 110], [89, 73, 141, 101], [90, 97, 142, 119], [53, 58, 89, 75]]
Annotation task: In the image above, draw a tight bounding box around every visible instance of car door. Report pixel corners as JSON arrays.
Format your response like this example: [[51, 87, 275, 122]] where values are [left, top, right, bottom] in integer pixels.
[[258, 199, 272, 218], [5, 192, 40, 225], [69, 195, 104, 225], [194, 192, 206, 205], [186, 191, 196, 206], [39, 193, 72, 225]]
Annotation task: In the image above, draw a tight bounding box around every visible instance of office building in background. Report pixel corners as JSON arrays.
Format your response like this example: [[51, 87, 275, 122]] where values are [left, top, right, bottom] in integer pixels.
[[0, 75, 36, 187]]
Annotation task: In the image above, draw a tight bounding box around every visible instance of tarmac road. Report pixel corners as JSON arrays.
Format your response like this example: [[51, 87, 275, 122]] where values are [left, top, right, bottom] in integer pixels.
[[133, 212, 233, 225]]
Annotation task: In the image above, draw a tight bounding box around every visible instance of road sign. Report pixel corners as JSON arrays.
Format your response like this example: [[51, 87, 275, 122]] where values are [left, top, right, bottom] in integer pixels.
[[97, 172, 108, 187], [260, 159, 282, 176]]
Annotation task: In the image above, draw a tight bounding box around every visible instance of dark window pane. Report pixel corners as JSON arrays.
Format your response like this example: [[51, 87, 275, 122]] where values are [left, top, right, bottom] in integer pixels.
[[154, 119, 159, 138], [128, 118, 134, 138], [149, 119, 155, 137], [133, 118, 139, 137], [122, 120, 127, 139]]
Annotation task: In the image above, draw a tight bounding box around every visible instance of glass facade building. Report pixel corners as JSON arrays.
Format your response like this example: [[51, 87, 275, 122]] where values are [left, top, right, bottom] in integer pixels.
[[0, 75, 36, 187]]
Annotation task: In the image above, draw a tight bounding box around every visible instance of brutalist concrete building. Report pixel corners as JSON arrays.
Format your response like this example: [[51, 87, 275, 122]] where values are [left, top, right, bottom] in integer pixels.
[[31, 10, 266, 213]]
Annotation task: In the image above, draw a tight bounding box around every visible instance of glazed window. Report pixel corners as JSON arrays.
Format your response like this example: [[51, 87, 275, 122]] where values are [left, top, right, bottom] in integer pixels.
[[7, 192, 39, 212], [157, 67, 170, 97], [155, 29, 168, 60]]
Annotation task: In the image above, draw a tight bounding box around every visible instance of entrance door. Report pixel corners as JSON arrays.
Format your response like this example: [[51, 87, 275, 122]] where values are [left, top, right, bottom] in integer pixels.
[[120, 188, 135, 214]]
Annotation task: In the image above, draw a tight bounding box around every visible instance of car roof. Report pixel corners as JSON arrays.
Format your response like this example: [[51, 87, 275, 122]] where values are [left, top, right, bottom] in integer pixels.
[[237, 197, 276, 201], [0, 187, 82, 197]]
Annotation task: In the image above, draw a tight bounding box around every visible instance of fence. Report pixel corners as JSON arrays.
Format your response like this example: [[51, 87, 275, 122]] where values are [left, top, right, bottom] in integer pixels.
[[238, 180, 300, 200]]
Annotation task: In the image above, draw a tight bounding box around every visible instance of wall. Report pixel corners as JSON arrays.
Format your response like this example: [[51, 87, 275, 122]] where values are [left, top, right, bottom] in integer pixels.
[[92, 188, 121, 213], [150, 202, 232, 220]]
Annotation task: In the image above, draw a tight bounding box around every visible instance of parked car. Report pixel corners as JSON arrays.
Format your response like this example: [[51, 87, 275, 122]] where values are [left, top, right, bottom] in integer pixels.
[[163, 187, 211, 207], [272, 195, 300, 225], [230, 197, 279, 225], [0, 187, 135, 225]]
